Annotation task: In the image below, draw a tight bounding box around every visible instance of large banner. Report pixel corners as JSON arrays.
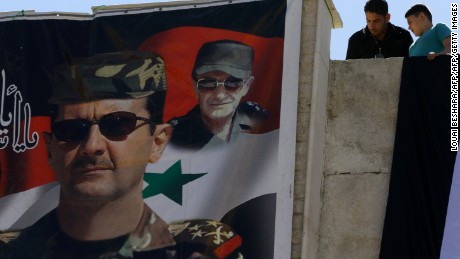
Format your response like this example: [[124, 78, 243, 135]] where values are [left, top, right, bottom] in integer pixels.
[[379, 56, 456, 259], [0, 0, 300, 258]]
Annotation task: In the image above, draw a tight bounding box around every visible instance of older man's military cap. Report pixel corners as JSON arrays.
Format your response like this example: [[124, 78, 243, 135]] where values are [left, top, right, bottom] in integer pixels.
[[193, 40, 254, 79], [48, 51, 166, 104]]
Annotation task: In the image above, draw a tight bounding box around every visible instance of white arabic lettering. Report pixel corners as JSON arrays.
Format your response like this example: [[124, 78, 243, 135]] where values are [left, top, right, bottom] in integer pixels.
[[0, 69, 39, 153]]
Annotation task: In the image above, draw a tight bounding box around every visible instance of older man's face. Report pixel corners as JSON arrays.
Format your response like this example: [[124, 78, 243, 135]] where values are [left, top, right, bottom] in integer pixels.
[[195, 71, 252, 122], [45, 97, 170, 202]]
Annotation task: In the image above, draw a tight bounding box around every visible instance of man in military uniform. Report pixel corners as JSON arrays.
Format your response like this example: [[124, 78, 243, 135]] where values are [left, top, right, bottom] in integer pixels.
[[0, 51, 242, 258], [169, 40, 268, 150]]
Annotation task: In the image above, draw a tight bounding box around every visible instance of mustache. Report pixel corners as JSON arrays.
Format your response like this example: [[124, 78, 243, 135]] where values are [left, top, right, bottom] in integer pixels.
[[71, 156, 114, 172]]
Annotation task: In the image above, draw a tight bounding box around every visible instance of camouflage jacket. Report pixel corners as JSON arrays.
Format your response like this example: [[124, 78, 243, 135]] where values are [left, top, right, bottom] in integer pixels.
[[0, 204, 243, 259]]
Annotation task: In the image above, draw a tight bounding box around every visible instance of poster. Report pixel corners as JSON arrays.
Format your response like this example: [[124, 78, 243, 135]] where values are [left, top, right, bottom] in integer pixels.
[[0, 0, 301, 258]]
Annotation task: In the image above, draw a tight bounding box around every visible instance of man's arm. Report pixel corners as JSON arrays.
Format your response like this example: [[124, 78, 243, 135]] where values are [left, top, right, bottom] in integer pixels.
[[346, 36, 359, 60], [428, 23, 452, 60], [439, 36, 452, 55], [428, 36, 451, 60]]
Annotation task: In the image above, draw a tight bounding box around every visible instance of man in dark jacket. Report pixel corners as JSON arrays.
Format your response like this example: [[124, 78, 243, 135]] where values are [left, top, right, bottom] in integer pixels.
[[346, 0, 413, 59]]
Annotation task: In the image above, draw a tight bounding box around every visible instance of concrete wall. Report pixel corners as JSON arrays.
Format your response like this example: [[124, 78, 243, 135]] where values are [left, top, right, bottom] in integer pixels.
[[300, 0, 333, 256], [292, 0, 328, 258], [293, 0, 338, 258], [317, 58, 403, 259], [293, 2, 404, 259]]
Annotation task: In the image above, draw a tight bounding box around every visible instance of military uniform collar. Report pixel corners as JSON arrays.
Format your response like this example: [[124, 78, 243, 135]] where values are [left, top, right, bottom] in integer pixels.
[[117, 204, 175, 256]]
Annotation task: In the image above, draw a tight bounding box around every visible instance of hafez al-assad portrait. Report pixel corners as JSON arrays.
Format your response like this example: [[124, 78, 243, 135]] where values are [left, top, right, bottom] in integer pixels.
[[0, 0, 301, 258]]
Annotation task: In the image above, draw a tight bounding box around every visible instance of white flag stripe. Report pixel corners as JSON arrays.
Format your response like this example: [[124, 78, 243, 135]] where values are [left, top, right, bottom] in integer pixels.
[[0, 182, 58, 230], [146, 130, 279, 222], [11, 185, 60, 230], [441, 151, 460, 259]]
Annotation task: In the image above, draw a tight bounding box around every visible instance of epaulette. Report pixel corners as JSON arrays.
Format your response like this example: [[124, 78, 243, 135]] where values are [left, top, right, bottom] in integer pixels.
[[238, 101, 269, 119], [169, 219, 243, 258], [0, 231, 20, 244]]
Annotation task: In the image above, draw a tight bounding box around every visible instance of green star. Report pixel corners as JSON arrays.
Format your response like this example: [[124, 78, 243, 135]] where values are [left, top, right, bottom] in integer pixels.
[[142, 160, 206, 205]]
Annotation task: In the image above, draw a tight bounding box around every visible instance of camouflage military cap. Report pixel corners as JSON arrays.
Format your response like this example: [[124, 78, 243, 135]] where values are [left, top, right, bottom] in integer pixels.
[[48, 51, 166, 104]]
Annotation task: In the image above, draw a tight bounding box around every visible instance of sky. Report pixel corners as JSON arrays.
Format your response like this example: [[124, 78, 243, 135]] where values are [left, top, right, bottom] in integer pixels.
[[0, 0, 453, 60]]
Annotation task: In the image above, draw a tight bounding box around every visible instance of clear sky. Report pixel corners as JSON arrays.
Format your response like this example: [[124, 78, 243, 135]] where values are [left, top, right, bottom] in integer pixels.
[[0, 0, 453, 60]]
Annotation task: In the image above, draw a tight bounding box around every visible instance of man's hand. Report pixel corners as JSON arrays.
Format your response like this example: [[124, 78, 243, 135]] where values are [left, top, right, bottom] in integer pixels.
[[427, 52, 438, 60]]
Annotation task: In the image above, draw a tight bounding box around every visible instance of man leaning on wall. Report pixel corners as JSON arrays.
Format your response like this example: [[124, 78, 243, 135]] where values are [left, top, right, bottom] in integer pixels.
[[405, 3, 452, 60], [346, 0, 413, 59]]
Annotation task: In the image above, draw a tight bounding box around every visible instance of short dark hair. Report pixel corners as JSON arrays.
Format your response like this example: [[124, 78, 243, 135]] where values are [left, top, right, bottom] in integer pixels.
[[405, 4, 432, 22], [364, 0, 388, 16]]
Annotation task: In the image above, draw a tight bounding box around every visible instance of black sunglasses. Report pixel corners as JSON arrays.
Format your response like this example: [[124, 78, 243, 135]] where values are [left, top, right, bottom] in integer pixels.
[[195, 76, 247, 94], [52, 111, 155, 142]]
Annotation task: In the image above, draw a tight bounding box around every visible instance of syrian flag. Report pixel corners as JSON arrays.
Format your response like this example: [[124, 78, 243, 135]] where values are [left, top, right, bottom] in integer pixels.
[[379, 55, 458, 259]]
